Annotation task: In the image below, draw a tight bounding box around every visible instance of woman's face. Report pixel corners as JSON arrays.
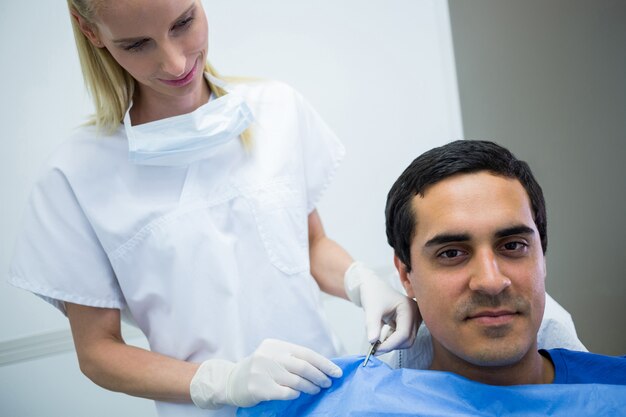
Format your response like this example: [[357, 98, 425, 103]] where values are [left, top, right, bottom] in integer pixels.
[[88, 0, 208, 103]]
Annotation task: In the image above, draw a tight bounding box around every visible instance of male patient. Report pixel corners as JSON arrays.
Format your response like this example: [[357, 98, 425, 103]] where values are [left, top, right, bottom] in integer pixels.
[[385, 139, 625, 384], [237, 140, 625, 417]]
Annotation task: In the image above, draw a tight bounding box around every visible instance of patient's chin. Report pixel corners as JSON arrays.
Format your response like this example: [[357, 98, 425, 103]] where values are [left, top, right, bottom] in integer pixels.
[[463, 344, 528, 367]]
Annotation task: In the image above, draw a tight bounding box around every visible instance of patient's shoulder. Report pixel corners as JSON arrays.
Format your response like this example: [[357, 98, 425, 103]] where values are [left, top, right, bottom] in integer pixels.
[[545, 348, 626, 384]]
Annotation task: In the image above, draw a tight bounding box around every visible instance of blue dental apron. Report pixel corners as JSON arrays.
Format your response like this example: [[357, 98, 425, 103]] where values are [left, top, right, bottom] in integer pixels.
[[237, 356, 626, 417]]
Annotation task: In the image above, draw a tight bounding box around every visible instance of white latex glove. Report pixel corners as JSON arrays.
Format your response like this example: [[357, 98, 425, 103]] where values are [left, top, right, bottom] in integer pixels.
[[344, 261, 419, 353], [189, 338, 342, 409]]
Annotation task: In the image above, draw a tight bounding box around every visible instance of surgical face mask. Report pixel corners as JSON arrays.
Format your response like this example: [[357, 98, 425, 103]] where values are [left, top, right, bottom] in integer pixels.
[[124, 75, 254, 166]]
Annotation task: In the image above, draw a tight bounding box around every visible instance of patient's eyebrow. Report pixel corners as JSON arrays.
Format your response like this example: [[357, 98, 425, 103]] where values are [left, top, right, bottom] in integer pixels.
[[425, 233, 470, 247], [494, 225, 535, 238], [424, 225, 535, 248]]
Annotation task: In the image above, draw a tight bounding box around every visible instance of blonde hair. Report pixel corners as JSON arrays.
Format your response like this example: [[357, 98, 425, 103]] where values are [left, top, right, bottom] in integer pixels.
[[67, 0, 252, 147]]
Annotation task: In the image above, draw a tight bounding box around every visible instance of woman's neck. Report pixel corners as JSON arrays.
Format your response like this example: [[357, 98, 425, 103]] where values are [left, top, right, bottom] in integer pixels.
[[129, 77, 211, 125]]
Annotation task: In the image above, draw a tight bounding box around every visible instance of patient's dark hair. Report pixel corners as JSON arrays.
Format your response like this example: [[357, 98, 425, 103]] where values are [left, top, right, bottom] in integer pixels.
[[385, 140, 546, 272]]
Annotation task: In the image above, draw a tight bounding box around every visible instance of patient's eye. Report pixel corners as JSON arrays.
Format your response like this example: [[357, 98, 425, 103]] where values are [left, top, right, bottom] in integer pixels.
[[436, 248, 468, 265], [440, 249, 462, 258], [500, 241, 528, 257]]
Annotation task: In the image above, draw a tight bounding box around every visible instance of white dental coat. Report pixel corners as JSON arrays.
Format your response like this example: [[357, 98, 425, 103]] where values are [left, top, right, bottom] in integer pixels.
[[9, 80, 344, 417]]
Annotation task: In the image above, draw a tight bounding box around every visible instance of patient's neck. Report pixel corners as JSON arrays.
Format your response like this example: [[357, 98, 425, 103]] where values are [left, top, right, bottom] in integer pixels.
[[429, 342, 555, 385]]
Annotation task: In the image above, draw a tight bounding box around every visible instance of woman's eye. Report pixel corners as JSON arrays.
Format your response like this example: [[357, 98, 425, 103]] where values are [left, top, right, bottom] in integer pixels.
[[124, 40, 148, 52], [173, 17, 194, 30]]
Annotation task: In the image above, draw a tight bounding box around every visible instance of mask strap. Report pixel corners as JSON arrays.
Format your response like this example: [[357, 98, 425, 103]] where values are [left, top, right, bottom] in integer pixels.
[[123, 101, 139, 148]]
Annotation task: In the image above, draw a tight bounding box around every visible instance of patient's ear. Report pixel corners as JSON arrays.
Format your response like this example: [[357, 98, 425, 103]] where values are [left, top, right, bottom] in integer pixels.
[[394, 254, 415, 298]]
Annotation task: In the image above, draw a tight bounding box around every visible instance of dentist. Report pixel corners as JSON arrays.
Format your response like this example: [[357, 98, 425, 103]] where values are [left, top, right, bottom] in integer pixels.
[[8, 1, 417, 416]]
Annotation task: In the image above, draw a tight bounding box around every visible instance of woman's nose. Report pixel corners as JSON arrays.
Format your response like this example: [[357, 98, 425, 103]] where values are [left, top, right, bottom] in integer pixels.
[[159, 43, 186, 77]]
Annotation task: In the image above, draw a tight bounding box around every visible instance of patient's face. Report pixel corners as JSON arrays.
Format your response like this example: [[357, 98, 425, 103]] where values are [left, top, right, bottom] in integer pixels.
[[398, 171, 546, 370]]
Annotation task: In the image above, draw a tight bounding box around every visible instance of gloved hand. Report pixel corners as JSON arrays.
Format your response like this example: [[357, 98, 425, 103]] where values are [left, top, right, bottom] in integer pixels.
[[189, 338, 342, 409], [344, 261, 419, 353]]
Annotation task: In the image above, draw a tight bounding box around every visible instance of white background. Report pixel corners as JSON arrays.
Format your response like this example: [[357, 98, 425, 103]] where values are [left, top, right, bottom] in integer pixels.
[[0, 1, 461, 415]]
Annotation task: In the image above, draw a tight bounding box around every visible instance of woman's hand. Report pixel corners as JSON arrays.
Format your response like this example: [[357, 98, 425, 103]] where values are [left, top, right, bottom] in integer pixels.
[[344, 261, 420, 353], [190, 339, 342, 409]]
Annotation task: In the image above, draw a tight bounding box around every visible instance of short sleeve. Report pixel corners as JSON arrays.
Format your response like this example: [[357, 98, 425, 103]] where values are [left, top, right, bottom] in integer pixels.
[[8, 166, 125, 315], [295, 92, 345, 213]]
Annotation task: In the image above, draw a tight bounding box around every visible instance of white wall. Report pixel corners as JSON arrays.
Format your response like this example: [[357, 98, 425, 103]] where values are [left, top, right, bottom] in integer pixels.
[[0, 1, 461, 415], [448, 0, 626, 355]]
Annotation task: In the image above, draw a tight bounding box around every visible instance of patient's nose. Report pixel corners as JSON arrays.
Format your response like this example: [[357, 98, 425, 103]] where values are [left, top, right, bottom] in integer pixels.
[[468, 249, 511, 295]]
